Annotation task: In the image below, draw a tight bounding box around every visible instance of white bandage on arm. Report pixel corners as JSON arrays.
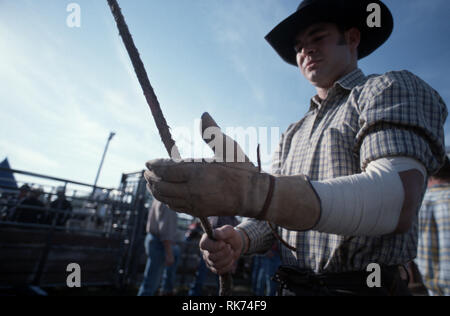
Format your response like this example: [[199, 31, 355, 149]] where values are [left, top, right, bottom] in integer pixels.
[[311, 157, 426, 236]]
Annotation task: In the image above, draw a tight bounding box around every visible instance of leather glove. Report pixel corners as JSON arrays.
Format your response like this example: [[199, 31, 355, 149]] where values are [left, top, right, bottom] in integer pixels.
[[145, 113, 321, 231]]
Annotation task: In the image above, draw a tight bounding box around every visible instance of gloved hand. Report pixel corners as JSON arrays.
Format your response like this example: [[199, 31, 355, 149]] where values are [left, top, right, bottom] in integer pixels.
[[145, 158, 268, 218], [145, 112, 321, 231], [145, 112, 266, 219]]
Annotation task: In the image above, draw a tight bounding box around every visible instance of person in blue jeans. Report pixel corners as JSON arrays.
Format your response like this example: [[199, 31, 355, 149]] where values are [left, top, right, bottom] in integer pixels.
[[416, 156, 450, 296], [138, 199, 178, 296]]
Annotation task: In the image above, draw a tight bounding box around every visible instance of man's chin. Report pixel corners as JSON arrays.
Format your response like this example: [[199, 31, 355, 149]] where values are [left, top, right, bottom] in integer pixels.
[[306, 70, 335, 88], [306, 72, 324, 86]]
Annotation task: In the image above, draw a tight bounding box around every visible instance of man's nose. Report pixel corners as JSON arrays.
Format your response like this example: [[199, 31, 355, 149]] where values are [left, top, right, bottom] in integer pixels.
[[298, 46, 316, 67], [302, 45, 316, 57]]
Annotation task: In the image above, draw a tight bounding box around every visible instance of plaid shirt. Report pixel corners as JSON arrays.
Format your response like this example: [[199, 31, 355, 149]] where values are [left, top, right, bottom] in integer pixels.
[[416, 184, 450, 296], [239, 68, 447, 273]]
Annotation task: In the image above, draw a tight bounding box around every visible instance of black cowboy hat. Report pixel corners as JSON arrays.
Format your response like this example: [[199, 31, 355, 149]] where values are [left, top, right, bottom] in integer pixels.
[[265, 0, 394, 66]]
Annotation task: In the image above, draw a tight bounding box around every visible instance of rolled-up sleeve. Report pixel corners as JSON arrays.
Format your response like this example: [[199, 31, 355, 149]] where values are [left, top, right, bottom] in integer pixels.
[[355, 70, 448, 174]]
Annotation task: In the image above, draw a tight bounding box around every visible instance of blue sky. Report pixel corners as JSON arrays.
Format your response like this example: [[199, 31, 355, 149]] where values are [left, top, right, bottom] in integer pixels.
[[1, 0, 449, 189]]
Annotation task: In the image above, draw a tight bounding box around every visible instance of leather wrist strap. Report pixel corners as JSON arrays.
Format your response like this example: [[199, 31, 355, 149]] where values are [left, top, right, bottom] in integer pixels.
[[255, 146, 296, 251], [256, 174, 275, 220]]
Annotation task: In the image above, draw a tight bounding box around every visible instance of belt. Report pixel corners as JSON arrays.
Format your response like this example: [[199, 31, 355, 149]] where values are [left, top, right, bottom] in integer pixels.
[[273, 265, 410, 296]]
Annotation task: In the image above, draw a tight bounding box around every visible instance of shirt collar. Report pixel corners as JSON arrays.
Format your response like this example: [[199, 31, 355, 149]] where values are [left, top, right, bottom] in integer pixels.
[[335, 68, 366, 91], [309, 68, 366, 111]]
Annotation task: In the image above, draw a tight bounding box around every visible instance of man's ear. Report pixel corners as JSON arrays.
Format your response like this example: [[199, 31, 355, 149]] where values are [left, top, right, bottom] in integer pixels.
[[346, 27, 361, 55]]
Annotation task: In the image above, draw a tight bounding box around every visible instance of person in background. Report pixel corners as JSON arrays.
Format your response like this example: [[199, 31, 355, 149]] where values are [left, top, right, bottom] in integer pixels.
[[17, 184, 31, 202], [138, 199, 178, 296], [416, 156, 450, 296], [14, 187, 46, 224], [3, 184, 30, 221], [49, 186, 73, 226], [185, 219, 204, 241]]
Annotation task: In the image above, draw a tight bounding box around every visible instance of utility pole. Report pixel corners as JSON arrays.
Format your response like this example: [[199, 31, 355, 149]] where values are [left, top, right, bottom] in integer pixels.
[[92, 132, 115, 197]]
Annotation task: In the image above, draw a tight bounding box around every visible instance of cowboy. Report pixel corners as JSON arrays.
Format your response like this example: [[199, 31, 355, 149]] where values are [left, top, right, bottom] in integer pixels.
[[416, 156, 450, 296], [138, 199, 179, 296], [144, 0, 447, 296]]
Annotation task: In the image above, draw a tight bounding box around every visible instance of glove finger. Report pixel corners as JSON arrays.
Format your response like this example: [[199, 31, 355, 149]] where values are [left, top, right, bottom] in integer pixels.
[[147, 183, 191, 212], [200, 112, 220, 134], [145, 170, 189, 200], [144, 169, 160, 183], [201, 112, 250, 163], [146, 159, 191, 183], [153, 181, 190, 200]]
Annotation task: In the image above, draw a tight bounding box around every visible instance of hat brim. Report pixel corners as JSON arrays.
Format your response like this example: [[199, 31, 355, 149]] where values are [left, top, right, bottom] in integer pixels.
[[265, 0, 393, 66]]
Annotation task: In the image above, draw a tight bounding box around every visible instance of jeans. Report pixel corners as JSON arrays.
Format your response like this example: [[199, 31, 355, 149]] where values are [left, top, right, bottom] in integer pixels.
[[255, 253, 281, 296], [252, 256, 263, 294], [188, 257, 209, 296], [138, 234, 177, 296], [188, 256, 222, 296], [161, 244, 180, 294]]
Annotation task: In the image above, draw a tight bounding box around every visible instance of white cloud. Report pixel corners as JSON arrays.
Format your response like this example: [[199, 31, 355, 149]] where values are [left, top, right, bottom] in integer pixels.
[[0, 139, 60, 171]]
